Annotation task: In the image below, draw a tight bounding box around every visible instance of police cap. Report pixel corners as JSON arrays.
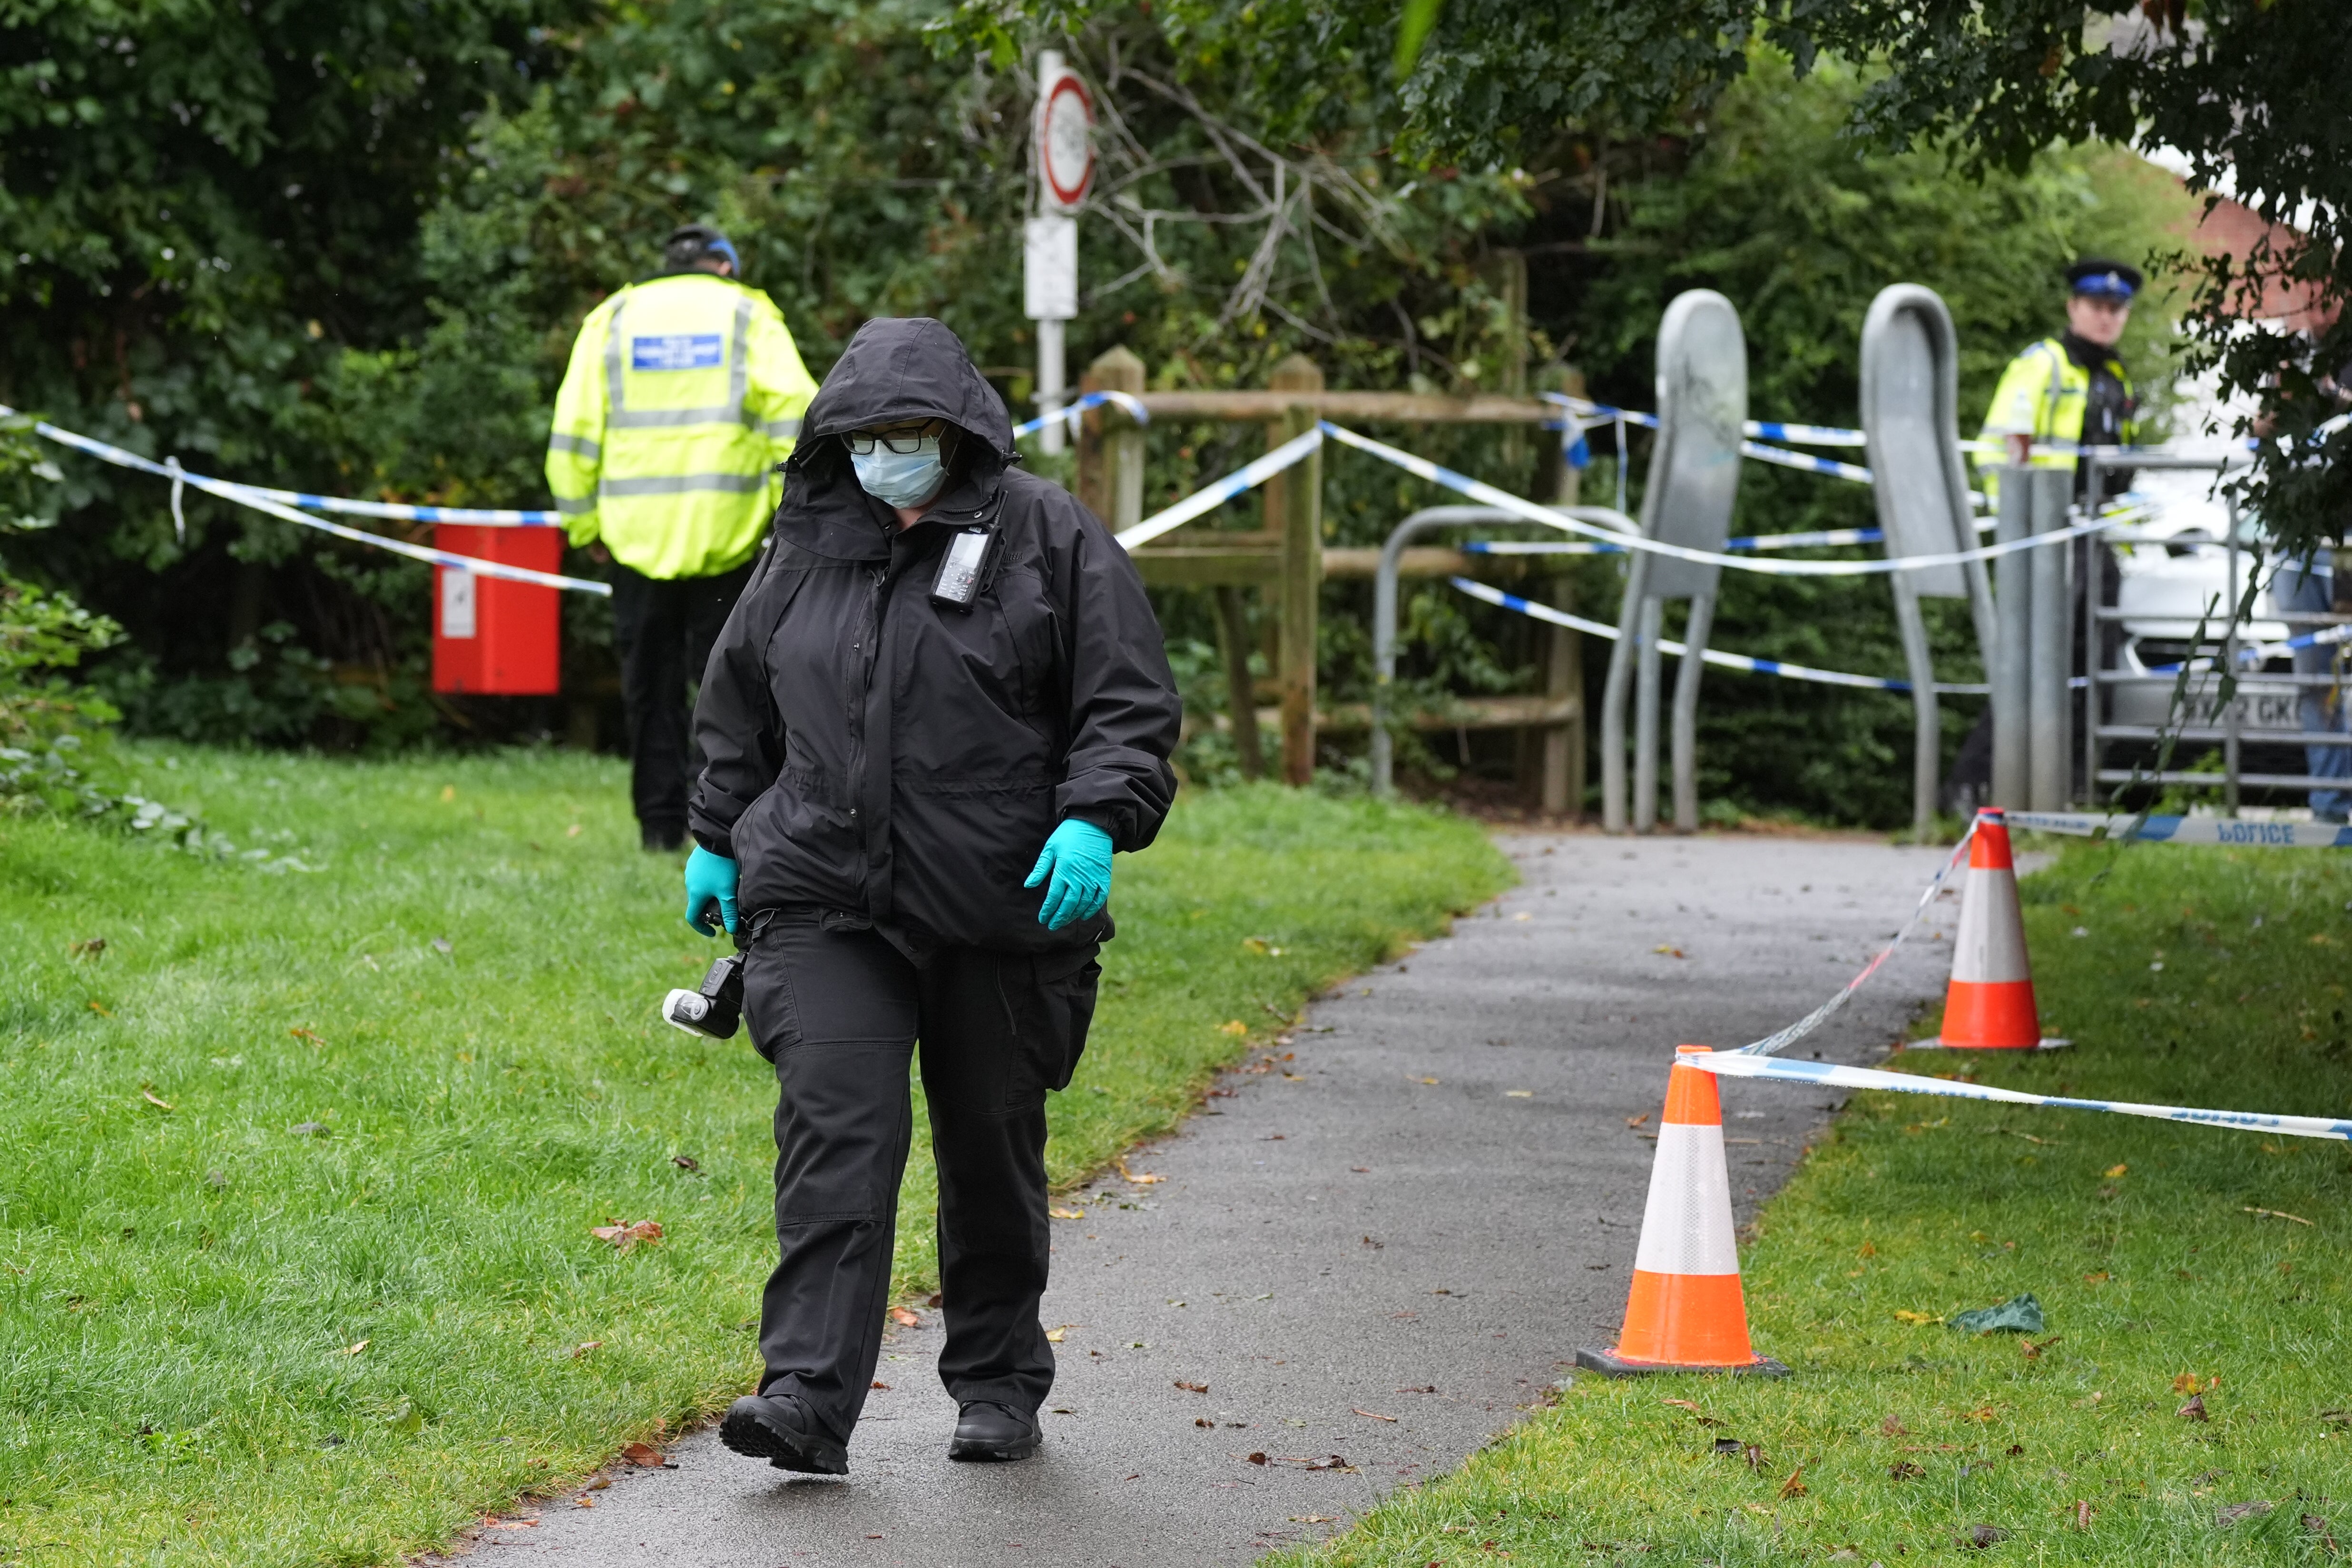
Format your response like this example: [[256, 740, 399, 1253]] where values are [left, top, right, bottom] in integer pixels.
[[664, 223, 741, 273], [2066, 258, 2142, 300]]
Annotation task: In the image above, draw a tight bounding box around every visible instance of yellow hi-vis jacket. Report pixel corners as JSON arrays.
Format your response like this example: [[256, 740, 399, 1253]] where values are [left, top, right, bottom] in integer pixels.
[[546, 273, 819, 580], [1974, 335, 2137, 507]]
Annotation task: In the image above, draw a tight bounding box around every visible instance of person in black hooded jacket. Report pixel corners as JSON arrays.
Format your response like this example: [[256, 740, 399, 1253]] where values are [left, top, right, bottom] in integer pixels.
[[683, 317, 1181, 1475]]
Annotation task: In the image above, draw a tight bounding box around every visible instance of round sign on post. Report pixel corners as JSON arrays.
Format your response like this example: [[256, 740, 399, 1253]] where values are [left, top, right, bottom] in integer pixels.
[[1038, 67, 1094, 214]]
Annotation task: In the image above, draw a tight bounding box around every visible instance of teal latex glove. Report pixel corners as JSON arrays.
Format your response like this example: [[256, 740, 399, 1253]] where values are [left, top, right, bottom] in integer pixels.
[[1024, 819, 1113, 931], [683, 845, 739, 937]]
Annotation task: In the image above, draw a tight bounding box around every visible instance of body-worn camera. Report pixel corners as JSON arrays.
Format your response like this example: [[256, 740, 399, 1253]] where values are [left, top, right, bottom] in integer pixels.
[[663, 951, 744, 1039], [930, 526, 994, 610]]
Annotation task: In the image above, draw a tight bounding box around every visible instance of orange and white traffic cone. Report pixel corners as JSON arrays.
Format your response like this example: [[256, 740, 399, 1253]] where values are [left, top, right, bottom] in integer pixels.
[[1928, 807, 2064, 1050], [1578, 1047, 1787, 1377]]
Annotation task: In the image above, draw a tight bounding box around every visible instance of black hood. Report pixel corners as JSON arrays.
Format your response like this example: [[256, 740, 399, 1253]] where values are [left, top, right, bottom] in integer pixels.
[[800, 316, 1016, 460], [774, 317, 1018, 560]]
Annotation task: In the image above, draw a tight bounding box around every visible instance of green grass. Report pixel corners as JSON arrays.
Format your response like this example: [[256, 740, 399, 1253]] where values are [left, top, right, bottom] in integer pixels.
[[0, 749, 1509, 1567], [1279, 839, 2352, 1566]]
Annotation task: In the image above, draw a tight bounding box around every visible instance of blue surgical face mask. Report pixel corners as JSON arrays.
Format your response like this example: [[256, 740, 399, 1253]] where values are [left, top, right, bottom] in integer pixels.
[[850, 436, 945, 509]]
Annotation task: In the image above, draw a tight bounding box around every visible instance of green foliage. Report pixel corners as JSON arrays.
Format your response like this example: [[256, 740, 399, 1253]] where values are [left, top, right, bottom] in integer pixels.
[[1538, 55, 2195, 825], [1791, 0, 2352, 560], [0, 574, 125, 816], [0, 751, 1507, 1563], [1280, 841, 2352, 1567]]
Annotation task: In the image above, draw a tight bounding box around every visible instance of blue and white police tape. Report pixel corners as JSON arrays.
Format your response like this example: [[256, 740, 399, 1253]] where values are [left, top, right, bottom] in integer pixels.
[[1013, 389, 1151, 441], [1465, 525, 1887, 557], [1740, 440, 1873, 484], [1446, 577, 1990, 696], [2149, 621, 2352, 675], [1539, 393, 1875, 479], [1114, 425, 1323, 551], [9, 407, 611, 596], [8, 409, 566, 527], [2000, 811, 2352, 849], [1322, 421, 2127, 579], [1690, 1050, 2352, 1143], [1737, 827, 1979, 1059]]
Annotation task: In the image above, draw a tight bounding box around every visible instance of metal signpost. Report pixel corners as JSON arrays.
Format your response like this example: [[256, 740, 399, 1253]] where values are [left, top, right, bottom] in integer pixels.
[[1024, 52, 1093, 456], [1600, 290, 1746, 833]]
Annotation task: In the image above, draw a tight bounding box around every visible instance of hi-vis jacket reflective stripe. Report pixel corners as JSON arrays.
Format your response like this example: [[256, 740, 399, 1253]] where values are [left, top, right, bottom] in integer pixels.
[[1974, 336, 2137, 504], [546, 273, 820, 580]]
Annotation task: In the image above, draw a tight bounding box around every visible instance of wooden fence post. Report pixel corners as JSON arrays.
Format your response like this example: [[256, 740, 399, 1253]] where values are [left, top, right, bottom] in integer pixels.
[[1076, 346, 1146, 529], [1267, 353, 1324, 785]]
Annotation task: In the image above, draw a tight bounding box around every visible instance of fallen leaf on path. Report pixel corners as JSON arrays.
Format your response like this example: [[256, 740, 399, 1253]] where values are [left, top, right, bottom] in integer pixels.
[[1290, 1515, 1338, 1524], [1117, 1159, 1165, 1184], [1044, 1325, 1074, 1343], [2244, 1206, 2314, 1225], [583, 1477, 610, 1491], [1881, 1415, 1907, 1435], [1505, 1089, 1533, 1098], [2071, 1501, 2094, 1529], [571, 1341, 601, 1359], [290, 1027, 327, 1048], [1247, 1451, 1268, 1464], [2081, 1271, 2110, 1284], [481, 1519, 538, 1530], [2021, 1336, 2061, 1361], [1413, 1076, 1439, 1086], [2178, 1393, 2209, 1421], [889, 1306, 920, 1327], [88, 1000, 112, 1016], [1049, 1207, 1086, 1219], [1351, 1166, 1370, 1172], [1625, 1113, 1648, 1128], [141, 1089, 174, 1112], [1217, 1020, 1247, 1036], [1398, 1385, 1437, 1394], [1175, 1381, 1208, 1393], [341, 1340, 369, 1356], [589, 1220, 663, 1253], [618, 1442, 664, 1467], [2172, 1372, 2206, 1393], [1352, 1409, 1397, 1422], [2103, 1163, 2128, 1177], [1653, 945, 1686, 958], [670, 1155, 700, 1173], [1888, 1461, 1925, 1480], [1893, 1310, 1940, 1325], [1743, 1443, 1767, 1472], [2216, 1500, 2274, 1526], [1778, 1465, 1808, 1499]]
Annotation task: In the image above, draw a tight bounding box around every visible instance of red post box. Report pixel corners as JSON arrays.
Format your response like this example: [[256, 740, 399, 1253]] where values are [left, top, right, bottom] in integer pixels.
[[431, 524, 564, 695]]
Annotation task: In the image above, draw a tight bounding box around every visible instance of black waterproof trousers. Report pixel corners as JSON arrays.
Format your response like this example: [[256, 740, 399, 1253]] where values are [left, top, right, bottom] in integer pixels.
[[611, 560, 754, 846], [742, 915, 1100, 1444]]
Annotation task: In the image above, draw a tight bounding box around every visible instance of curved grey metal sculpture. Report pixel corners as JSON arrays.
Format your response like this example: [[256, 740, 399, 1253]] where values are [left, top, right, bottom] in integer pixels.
[[1600, 290, 1746, 833], [1858, 285, 1999, 833]]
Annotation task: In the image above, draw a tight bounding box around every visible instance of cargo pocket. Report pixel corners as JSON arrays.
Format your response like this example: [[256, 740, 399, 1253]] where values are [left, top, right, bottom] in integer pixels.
[[1019, 944, 1101, 1096]]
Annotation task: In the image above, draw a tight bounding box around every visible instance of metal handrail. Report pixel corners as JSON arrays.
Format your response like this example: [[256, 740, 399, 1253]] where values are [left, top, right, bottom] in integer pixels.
[[1369, 503, 1636, 794]]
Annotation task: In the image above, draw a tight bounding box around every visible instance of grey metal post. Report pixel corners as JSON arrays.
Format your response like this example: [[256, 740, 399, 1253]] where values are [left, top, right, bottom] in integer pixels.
[[2083, 456, 2105, 807], [1670, 592, 1714, 831], [1990, 468, 2033, 807], [1600, 549, 1648, 834], [1597, 289, 1744, 833], [1372, 504, 1627, 794], [1859, 285, 2001, 833], [2028, 468, 2072, 811], [1372, 505, 1516, 794], [1633, 593, 1665, 833], [2224, 493, 2242, 815]]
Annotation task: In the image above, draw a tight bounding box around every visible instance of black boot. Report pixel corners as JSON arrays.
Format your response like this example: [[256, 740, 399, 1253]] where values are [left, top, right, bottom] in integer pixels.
[[949, 1400, 1040, 1462], [720, 1390, 849, 1475]]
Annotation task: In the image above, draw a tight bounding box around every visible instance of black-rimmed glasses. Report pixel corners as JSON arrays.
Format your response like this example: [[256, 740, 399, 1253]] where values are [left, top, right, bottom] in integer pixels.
[[846, 426, 939, 455]]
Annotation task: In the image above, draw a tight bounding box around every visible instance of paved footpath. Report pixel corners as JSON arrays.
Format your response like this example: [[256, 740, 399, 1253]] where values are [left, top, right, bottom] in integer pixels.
[[462, 831, 1955, 1568]]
